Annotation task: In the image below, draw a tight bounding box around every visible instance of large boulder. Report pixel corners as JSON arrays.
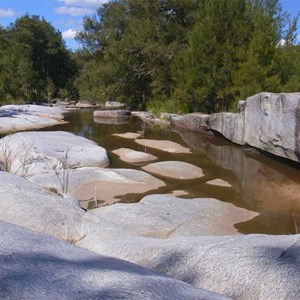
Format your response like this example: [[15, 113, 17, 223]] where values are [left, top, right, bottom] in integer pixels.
[[0, 172, 84, 242], [94, 110, 131, 118], [75, 195, 300, 299], [171, 113, 209, 132], [0, 131, 109, 178], [0, 104, 66, 134], [172, 93, 300, 163], [0, 221, 227, 300]]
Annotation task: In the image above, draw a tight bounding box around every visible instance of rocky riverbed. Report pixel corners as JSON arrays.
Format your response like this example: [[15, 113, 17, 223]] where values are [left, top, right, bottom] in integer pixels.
[[1, 94, 300, 299]]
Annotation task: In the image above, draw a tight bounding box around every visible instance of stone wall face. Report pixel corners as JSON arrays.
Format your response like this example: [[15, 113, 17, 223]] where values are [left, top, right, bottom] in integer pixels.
[[172, 93, 300, 163]]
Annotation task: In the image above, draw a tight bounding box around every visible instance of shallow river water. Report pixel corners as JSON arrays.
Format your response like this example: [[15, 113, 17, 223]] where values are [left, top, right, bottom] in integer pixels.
[[39, 109, 300, 235]]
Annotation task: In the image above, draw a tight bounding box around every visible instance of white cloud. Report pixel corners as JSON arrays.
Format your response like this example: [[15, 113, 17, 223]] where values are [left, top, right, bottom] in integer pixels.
[[0, 8, 15, 17], [59, 0, 108, 8], [62, 28, 78, 39], [57, 19, 74, 27], [56, 6, 94, 16]]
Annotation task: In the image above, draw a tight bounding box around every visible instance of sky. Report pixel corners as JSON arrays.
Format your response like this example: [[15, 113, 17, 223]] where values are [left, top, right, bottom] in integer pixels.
[[0, 0, 299, 50]]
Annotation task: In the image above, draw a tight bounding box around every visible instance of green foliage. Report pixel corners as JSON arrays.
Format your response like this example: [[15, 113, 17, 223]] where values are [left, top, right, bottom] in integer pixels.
[[146, 96, 190, 116], [0, 15, 78, 104]]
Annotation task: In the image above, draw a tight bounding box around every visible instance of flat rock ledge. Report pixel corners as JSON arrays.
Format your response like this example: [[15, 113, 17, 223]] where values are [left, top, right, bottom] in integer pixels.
[[172, 92, 300, 163], [1, 171, 299, 299], [0, 221, 226, 300], [0, 104, 66, 134], [112, 148, 158, 164], [0, 171, 84, 242], [135, 138, 191, 153], [142, 161, 204, 179], [113, 132, 143, 139]]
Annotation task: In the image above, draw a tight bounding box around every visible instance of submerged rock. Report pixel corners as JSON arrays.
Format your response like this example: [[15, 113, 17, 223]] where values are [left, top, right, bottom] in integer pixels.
[[142, 161, 204, 179], [112, 148, 157, 164], [135, 139, 191, 153], [94, 117, 130, 125], [206, 178, 232, 187], [0, 221, 226, 300], [113, 132, 143, 139], [0, 172, 84, 242], [31, 167, 165, 206]]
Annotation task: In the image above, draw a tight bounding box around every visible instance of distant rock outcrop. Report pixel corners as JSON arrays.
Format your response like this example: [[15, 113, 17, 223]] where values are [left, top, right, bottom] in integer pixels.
[[172, 93, 300, 162]]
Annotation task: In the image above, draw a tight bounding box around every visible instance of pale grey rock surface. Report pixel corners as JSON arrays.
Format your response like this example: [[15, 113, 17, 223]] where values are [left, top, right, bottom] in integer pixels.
[[142, 161, 204, 179], [75, 101, 97, 108], [0, 104, 66, 133], [94, 109, 131, 118], [80, 195, 258, 238], [78, 230, 300, 300], [112, 148, 157, 164], [135, 139, 191, 153], [0, 131, 109, 178], [113, 132, 142, 139], [0, 221, 227, 300], [206, 178, 232, 187], [171, 113, 209, 132], [76, 195, 300, 299], [0, 172, 84, 242], [105, 101, 126, 109], [172, 93, 300, 162], [31, 167, 165, 205]]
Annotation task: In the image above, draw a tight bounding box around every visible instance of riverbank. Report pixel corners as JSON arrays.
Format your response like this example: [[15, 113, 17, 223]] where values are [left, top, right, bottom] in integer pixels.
[[1, 95, 300, 298], [0, 104, 67, 134]]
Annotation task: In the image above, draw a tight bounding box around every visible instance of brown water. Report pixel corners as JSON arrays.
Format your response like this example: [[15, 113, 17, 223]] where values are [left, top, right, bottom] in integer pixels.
[[39, 109, 300, 235]]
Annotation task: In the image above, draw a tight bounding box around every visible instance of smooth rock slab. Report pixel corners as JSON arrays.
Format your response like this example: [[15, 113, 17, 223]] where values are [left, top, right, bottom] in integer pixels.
[[0, 105, 66, 133], [113, 132, 142, 139], [0, 221, 226, 300], [0, 172, 84, 242], [135, 139, 191, 153], [31, 167, 166, 206], [77, 228, 300, 300], [206, 179, 232, 187], [0, 131, 109, 178], [82, 195, 258, 238], [142, 161, 204, 179], [112, 148, 157, 164]]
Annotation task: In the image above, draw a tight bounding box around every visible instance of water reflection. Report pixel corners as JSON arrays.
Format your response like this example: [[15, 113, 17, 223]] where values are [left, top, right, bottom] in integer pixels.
[[175, 128, 300, 234], [39, 109, 300, 234]]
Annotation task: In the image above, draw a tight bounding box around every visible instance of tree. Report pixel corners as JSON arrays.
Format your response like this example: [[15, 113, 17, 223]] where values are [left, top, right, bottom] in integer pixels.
[[0, 15, 78, 103], [75, 0, 200, 108]]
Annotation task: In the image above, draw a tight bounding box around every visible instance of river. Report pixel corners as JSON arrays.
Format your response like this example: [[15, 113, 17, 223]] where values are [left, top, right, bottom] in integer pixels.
[[38, 109, 300, 235]]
